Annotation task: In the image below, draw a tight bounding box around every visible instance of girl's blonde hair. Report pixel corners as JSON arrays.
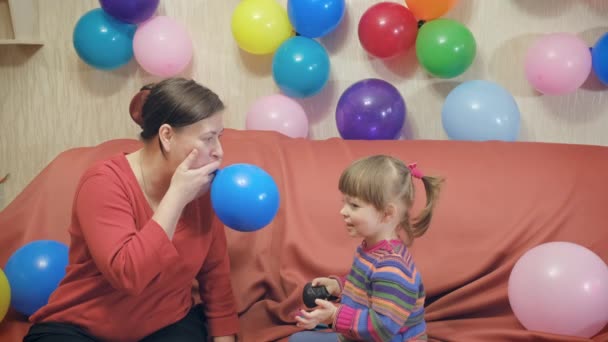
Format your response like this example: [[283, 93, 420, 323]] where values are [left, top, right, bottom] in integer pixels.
[[338, 155, 443, 243]]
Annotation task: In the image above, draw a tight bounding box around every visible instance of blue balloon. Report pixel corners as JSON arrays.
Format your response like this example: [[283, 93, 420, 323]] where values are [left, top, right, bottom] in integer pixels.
[[73, 8, 136, 70], [4, 240, 69, 316], [592, 32, 608, 86], [442, 80, 520, 142], [272, 36, 330, 98], [211, 164, 280, 232], [287, 0, 345, 38]]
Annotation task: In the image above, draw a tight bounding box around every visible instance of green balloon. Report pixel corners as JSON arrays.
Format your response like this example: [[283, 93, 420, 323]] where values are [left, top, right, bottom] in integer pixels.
[[416, 19, 476, 78]]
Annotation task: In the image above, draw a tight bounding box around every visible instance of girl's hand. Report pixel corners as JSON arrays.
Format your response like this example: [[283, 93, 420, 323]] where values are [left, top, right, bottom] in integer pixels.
[[311, 277, 341, 297], [295, 299, 337, 330]]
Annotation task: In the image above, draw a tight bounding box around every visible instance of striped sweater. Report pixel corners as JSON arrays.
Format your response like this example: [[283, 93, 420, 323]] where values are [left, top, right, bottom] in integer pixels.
[[331, 239, 426, 342]]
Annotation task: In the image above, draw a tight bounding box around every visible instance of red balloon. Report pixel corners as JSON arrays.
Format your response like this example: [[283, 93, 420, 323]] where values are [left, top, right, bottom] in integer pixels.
[[358, 2, 418, 59]]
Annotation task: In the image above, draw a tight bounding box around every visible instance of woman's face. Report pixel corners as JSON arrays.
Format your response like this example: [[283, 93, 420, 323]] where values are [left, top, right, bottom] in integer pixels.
[[166, 112, 225, 171]]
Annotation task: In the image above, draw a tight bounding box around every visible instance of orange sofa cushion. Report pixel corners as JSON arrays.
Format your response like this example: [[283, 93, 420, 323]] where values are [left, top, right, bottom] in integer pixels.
[[1, 129, 606, 342]]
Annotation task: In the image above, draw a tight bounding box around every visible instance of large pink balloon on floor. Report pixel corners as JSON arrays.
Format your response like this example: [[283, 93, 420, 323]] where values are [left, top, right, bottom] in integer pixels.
[[524, 33, 592, 95], [133, 16, 193, 77], [246, 94, 309, 138], [508, 241, 608, 338]]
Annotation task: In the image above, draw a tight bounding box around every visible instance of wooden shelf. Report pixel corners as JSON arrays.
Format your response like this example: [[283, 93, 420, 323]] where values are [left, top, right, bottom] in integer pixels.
[[1, 0, 43, 45], [0, 38, 43, 45]]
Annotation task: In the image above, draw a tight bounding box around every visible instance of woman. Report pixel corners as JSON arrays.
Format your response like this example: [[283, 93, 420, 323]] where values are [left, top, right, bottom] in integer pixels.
[[24, 78, 239, 342]]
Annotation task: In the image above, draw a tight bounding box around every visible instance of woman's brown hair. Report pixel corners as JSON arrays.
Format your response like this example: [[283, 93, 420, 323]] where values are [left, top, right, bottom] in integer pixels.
[[129, 77, 224, 141]]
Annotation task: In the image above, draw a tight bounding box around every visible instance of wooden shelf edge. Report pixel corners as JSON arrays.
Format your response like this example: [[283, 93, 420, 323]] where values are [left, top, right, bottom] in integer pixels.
[[0, 39, 44, 45]]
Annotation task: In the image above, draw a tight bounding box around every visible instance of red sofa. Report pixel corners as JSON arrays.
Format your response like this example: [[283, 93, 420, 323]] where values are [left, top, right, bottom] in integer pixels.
[[1, 129, 607, 341]]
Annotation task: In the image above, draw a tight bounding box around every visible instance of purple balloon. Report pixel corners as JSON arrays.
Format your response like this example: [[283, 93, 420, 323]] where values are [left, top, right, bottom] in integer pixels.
[[99, 0, 159, 24], [336, 79, 406, 140]]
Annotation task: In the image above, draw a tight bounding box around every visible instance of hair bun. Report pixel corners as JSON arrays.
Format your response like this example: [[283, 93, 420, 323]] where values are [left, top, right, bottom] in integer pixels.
[[128, 89, 150, 128]]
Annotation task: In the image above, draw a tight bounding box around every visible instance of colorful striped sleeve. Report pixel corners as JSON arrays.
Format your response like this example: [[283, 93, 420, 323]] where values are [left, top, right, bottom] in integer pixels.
[[332, 255, 420, 341]]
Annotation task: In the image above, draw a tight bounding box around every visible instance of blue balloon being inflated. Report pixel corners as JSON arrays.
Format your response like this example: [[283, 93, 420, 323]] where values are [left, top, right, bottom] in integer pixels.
[[210, 164, 280, 232]]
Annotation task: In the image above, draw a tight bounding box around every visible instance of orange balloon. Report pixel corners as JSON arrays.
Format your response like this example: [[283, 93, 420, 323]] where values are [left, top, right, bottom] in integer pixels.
[[404, 0, 457, 21]]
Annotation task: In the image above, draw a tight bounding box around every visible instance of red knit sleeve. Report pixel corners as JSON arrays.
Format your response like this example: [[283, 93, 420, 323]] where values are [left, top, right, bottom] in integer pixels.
[[196, 214, 239, 337], [75, 172, 180, 296]]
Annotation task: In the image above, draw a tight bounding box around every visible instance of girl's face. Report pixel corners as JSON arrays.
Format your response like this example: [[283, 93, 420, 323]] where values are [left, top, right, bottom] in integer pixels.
[[340, 195, 377, 239], [339, 195, 398, 245]]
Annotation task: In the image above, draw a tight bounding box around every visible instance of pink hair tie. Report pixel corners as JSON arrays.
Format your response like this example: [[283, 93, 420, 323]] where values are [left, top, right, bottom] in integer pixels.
[[407, 162, 424, 179]]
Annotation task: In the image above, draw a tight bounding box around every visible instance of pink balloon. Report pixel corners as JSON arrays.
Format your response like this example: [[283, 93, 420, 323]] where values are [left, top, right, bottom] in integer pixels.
[[524, 33, 592, 95], [246, 94, 309, 138], [508, 241, 608, 338], [133, 16, 193, 77]]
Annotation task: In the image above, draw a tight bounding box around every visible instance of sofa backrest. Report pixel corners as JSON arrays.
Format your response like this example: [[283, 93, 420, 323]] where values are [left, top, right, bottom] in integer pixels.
[[1, 129, 606, 341]]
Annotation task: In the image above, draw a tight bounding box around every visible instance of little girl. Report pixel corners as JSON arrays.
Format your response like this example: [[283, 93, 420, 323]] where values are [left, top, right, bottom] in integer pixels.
[[292, 155, 443, 342]]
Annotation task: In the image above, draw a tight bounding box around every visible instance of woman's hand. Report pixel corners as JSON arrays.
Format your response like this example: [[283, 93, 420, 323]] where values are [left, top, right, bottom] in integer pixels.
[[213, 335, 236, 342], [169, 149, 220, 207], [311, 277, 341, 297], [295, 299, 337, 330]]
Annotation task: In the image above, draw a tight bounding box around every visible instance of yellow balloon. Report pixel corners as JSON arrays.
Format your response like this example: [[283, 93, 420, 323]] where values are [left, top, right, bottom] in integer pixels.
[[231, 0, 294, 55], [0, 268, 10, 322]]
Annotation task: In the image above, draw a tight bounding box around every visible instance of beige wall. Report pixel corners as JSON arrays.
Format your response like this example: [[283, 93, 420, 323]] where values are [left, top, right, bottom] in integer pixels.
[[1, 0, 607, 209]]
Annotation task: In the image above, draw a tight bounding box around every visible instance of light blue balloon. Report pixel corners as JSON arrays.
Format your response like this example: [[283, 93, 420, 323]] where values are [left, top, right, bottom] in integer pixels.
[[73, 8, 136, 70], [441, 80, 520, 142], [4, 240, 69, 316], [272, 36, 330, 98], [210, 164, 280, 232]]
